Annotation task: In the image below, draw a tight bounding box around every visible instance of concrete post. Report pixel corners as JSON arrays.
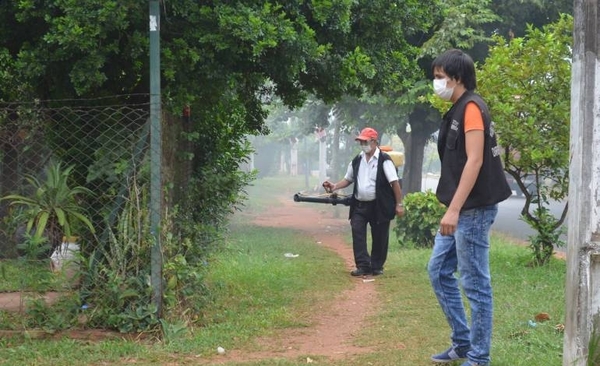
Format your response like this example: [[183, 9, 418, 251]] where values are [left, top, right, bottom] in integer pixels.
[[564, 1, 600, 365]]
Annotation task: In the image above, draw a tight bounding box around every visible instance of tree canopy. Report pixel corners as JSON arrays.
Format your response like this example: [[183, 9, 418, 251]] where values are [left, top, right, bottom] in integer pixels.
[[0, 0, 437, 133]]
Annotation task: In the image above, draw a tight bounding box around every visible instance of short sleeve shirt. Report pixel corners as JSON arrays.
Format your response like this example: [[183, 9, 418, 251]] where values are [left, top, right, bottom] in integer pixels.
[[464, 102, 484, 132], [344, 148, 399, 201]]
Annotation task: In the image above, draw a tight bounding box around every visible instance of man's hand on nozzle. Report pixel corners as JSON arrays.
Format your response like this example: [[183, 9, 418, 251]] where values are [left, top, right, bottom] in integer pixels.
[[322, 181, 335, 193]]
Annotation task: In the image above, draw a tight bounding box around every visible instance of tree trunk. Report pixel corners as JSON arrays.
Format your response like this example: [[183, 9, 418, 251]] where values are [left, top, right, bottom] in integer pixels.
[[399, 128, 428, 194], [330, 116, 341, 181], [398, 104, 440, 194]]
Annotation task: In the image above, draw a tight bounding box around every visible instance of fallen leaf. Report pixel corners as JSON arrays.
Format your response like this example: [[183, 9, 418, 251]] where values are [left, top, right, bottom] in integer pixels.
[[535, 312, 551, 322]]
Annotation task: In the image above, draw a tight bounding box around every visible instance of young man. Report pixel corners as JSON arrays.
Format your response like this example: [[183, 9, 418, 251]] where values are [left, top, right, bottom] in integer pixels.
[[428, 49, 511, 366], [322, 127, 404, 276]]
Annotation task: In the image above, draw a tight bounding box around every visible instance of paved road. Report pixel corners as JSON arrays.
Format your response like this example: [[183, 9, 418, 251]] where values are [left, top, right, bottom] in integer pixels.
[[496, 196, 567, 243], [421, 175, 567, 247]]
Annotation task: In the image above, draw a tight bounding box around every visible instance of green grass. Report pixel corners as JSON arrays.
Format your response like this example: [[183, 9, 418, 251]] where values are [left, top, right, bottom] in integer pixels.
[[0, 175, 567, 365], [0, 259, 58, 292], [353, 235, 565, 366], [173, 223, 348, 356]]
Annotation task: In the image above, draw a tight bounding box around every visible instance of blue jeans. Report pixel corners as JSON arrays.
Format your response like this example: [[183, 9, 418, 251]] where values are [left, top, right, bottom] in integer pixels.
[[427, 204, 498, 366]]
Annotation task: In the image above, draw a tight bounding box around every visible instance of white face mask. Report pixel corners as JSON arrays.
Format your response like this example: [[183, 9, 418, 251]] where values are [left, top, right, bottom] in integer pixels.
[[433, 78, 454, 101], [361, 145, 372, 154]]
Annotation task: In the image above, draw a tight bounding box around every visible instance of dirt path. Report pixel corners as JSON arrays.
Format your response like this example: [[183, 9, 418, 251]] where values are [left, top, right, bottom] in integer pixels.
[[210, 195, 381, 364]]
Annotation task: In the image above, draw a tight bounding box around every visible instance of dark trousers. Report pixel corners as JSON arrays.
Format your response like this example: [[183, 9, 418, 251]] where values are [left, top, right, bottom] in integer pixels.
[[350, 201, 390, 271]]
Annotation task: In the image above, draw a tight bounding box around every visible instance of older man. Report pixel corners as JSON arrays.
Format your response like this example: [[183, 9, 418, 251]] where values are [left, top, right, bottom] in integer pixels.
[[322, 127, 404, 276]]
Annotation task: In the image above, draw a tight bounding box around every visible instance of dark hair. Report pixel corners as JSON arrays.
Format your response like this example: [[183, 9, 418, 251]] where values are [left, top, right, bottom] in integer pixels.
[[431, 49, 477, 91]]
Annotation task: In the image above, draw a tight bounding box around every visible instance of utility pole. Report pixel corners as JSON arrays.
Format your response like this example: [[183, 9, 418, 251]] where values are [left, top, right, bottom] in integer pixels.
[[564, 0, 600, 364], [149, 0, 163, 316]]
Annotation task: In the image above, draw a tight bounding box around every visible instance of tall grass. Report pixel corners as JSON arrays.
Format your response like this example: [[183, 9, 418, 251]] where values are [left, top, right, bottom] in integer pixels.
[[0, 175, 566, 365]]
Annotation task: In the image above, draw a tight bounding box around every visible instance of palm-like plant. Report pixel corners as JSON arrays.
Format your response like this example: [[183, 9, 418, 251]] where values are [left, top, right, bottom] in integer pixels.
[[2, 161, 95, 253]]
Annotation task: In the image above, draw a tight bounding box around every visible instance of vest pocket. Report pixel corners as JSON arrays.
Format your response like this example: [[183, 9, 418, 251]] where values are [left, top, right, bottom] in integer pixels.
[[446, 128, 458, 150]]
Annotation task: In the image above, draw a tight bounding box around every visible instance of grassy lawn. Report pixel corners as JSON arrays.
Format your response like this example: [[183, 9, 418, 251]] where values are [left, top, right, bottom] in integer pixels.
[[0, 175, 566, 365], [352, 237, 565, 366]]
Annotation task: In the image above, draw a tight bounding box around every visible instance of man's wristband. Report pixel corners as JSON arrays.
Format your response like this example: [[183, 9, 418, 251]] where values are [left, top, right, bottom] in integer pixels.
[[397, 203, 403, 207]]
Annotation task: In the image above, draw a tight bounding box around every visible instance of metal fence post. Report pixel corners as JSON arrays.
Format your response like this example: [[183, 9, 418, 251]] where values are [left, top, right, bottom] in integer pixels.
[[149, 0, 163, 317]]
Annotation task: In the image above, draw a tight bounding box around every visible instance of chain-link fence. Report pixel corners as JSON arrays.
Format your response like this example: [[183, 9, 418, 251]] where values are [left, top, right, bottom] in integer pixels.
[[0, 95, 173, 329]]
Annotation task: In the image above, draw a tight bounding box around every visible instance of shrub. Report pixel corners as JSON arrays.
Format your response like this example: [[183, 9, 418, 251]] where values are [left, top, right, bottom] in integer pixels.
[[394, 191, 445, 248], [1, 161, 95, 255]]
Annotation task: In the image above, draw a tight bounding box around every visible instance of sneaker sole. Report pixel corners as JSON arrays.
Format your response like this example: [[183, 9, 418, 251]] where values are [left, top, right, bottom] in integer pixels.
[[431, 359, 464, 364], [431, 350, 468, 363]]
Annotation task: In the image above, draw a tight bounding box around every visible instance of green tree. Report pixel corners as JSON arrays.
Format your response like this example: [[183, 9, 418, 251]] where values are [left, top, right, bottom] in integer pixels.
[[486, 0, 572, 38], [0, 0, 437, 241], [477, 14, 572, 266], [0, 0, 439, 202], [419, 0, 500, 58], [358, 0, 500, 194], [392, 0, 572, 194]]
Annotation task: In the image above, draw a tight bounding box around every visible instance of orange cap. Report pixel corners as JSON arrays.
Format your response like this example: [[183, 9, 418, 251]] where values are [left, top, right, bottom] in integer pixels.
[[355, 127, 378, 141]]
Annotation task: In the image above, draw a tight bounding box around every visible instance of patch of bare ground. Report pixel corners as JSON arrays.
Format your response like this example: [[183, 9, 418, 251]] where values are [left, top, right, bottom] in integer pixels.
[[0, 291, 62, 313]]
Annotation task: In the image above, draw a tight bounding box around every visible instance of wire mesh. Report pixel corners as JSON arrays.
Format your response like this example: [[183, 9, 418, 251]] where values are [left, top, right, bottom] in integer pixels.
[[0, 96, 162, 327]]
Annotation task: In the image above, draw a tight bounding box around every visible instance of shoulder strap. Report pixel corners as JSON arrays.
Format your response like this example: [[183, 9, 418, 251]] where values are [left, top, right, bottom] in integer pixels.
[[352, 154, 361, 181]]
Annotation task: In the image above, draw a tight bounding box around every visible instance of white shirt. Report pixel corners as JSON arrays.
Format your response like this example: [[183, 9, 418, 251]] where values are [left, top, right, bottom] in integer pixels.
[[343, 148, 399, 201]]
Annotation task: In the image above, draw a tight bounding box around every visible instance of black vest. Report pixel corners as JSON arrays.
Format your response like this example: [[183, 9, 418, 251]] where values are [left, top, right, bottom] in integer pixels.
[[436, 91, 512, 209], [349, 151, 396, 222]]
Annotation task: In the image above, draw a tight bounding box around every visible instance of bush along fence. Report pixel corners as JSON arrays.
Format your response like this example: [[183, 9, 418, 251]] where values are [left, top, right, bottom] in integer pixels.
[[0, 95, 244, 335]]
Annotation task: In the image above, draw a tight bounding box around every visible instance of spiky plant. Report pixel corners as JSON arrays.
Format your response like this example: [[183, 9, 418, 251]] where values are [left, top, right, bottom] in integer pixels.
[[1, 161, 95, 254]]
